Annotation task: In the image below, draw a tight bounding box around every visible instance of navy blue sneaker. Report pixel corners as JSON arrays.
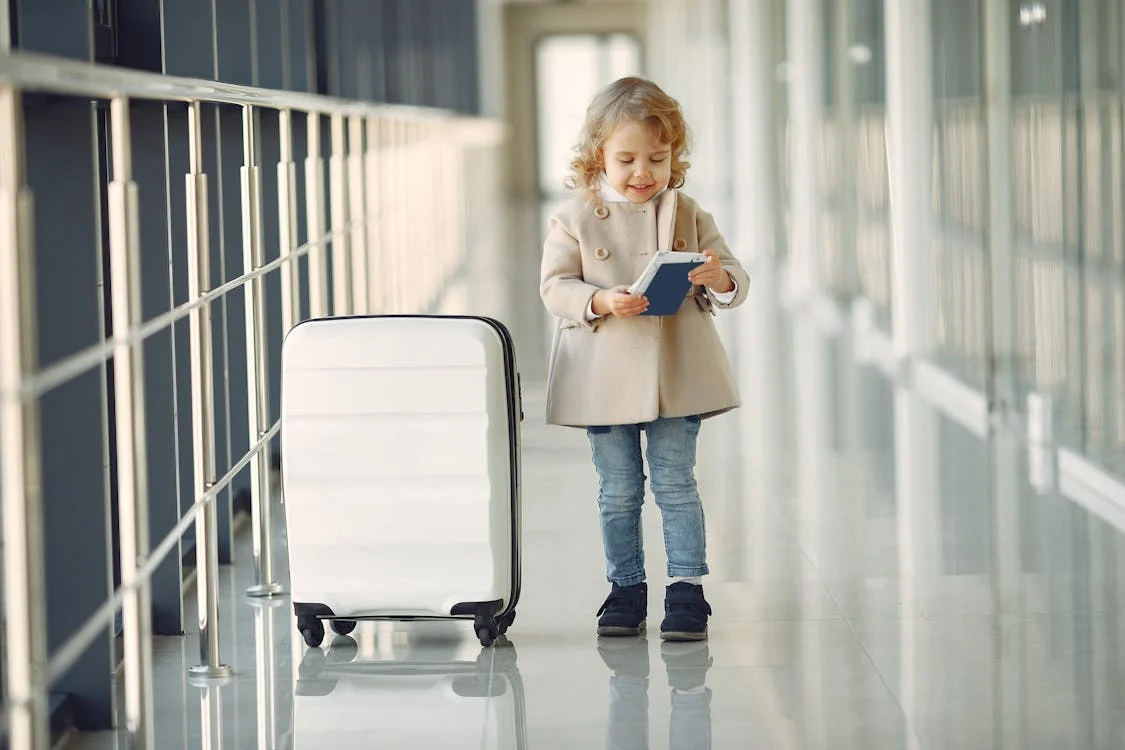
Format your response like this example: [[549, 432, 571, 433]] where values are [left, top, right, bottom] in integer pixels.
[[596, 582, 648, 636], [660, 582, 711, 641]]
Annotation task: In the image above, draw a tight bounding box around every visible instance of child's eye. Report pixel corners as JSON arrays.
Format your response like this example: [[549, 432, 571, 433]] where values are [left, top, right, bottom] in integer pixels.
[[651, 157, 666, 163], [619, 158, 634, 165]]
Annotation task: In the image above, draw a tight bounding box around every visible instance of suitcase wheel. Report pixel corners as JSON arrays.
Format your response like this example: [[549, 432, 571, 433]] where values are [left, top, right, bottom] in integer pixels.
[[474, 611, 505, 647], [330, 619, 357, 636], [497, 609, 516, 635], [476, 624, 498, 648], [298, 617, 325, 648]]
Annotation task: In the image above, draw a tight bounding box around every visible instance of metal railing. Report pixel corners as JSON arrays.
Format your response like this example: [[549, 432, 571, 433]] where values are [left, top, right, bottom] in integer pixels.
[[0, 49, 503, 748]]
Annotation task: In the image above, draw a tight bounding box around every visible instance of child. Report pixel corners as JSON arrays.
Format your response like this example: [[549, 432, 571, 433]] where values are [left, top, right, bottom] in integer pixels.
[[539, 77, 748, 641]]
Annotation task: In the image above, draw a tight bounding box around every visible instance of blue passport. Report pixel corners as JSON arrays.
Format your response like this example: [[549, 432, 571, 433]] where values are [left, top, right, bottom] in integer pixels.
[[627, 251, 708, 316]]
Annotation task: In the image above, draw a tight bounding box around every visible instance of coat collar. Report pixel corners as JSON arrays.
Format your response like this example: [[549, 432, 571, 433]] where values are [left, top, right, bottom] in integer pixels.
[[598, 175, 678, 252]]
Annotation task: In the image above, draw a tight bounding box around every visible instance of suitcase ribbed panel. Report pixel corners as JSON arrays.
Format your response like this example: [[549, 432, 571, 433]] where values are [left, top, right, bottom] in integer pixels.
[[281, 317, 515, 617]]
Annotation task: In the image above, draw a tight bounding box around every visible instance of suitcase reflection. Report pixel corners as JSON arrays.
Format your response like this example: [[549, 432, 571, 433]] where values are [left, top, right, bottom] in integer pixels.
[[293, 625, 527, 749]]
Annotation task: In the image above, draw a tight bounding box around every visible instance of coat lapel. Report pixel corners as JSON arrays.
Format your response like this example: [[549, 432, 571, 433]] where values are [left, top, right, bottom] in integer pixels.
[[656, 189, 678, 252]]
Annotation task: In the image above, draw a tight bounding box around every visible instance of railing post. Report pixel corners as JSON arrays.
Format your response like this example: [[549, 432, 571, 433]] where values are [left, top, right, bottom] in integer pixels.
[[185, 101, 234, 681], [0, 84, 50, 750], [347, 114, 368, 314], [108, 95, 156, 748], [329, 113, 352, 316], [305, 113, 328, 319], [278, 109, 300, 331], [241, 105, 282, 598]]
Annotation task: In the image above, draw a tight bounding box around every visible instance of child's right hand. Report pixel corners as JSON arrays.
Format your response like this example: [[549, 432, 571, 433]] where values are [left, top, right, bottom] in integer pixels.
[[592, 286, 649, 318]]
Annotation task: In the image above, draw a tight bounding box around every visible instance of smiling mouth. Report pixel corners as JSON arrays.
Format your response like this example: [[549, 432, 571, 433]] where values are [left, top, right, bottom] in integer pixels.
[[628, 184, 653, 191]]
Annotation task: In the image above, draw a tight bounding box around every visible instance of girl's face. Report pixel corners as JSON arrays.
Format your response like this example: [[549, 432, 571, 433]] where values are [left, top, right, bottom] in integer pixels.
[[601, 119, 672, 204]]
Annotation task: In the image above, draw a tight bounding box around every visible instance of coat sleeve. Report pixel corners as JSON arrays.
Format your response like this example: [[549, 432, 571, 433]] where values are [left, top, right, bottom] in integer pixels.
[[696, 209, 749, 309], [540, 213, 604, 329]]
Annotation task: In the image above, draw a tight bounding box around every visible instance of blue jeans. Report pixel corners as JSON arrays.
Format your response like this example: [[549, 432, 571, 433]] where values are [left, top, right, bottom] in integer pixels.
[[587, 416, 708, 586]]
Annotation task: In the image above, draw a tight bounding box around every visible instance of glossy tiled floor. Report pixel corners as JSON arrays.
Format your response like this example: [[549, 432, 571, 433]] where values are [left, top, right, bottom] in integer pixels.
[[63, 274, 1125, 749]]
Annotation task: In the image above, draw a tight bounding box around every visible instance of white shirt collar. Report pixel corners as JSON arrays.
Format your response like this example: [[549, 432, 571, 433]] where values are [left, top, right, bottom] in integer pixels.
[[599, 173, 668, 203]]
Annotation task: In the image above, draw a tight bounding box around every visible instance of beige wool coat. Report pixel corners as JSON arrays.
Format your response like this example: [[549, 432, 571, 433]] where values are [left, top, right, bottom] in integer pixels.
[[540, 189, 749, 427]]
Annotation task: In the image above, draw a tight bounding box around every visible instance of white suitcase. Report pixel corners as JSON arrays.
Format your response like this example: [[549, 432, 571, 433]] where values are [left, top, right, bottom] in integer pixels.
[[280, 315, 522, 647], [293, 633, 528, 749]]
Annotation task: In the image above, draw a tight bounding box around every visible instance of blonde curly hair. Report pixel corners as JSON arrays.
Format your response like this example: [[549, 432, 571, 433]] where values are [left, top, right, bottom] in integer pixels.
[[564, 77, 692, 198]]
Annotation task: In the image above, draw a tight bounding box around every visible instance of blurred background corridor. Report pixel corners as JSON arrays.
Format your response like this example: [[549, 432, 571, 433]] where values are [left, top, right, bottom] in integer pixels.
[[1, 0, 1125, 747]]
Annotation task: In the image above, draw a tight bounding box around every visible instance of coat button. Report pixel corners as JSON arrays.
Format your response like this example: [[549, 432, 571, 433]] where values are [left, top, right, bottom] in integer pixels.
[[672, 237, 687, 251], [594, 205, 610, 219], [594, 247, 610, 260]]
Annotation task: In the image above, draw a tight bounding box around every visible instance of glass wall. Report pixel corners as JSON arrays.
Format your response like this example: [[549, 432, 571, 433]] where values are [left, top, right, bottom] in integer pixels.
[[788, 0, 1125, 480], [929, 0, 990, 390], [818, 0, 890, 328], [1010, 0, 1125, 475], [849, 1, 892, 331]]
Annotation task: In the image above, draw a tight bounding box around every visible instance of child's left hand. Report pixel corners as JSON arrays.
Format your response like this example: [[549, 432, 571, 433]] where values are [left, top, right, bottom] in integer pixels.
[[687, 249, 734, 293]]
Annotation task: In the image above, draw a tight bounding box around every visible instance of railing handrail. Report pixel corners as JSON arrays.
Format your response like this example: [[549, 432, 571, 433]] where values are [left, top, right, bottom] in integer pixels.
[[0, 48, 449, 119], [2, 223, 355, 404]]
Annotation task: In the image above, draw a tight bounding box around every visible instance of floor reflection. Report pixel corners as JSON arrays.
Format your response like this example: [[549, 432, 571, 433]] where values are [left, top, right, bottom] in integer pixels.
[[597, 638, 713, 750], [292, 623, 527, 749]]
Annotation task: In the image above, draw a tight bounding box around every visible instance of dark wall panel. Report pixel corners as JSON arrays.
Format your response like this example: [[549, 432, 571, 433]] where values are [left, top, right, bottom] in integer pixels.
[[216, 108, 252, 513], [291, 115, 310, 321], [204, 105, 236, 562], [383, 0, 409, 105], [162, 0, 217, 79], [259, 112, 283, 423], [14, 0, 115, 732], [215, 0, 254, 526], [357, 0, 384, 101], [216, 0, 254, 87], [25, 101, 114, 731], [337, 0, 355, 98], [257, 0, 285, 89], [162, 103, 199, 600], [367, 0, 389, 103], [286, 0, 314, 93], [315, 0, 480, 113], [312, 1, 332, 95], [163, 0, 222, 566], [115, 0, 162, 72], [161, 105, 198, 582], [13, 0, 91, 59], [412, 0, 435, 107], [128, 103, 186, 636]]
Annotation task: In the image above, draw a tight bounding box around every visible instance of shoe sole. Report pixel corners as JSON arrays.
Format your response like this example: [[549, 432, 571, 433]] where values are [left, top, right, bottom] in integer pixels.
[[660, 629, 708, 642], [597, 621, 646, 637]]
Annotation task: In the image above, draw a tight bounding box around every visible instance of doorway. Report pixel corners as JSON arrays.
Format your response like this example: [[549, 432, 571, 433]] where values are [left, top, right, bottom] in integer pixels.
[[534, 32, 642, 203]]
